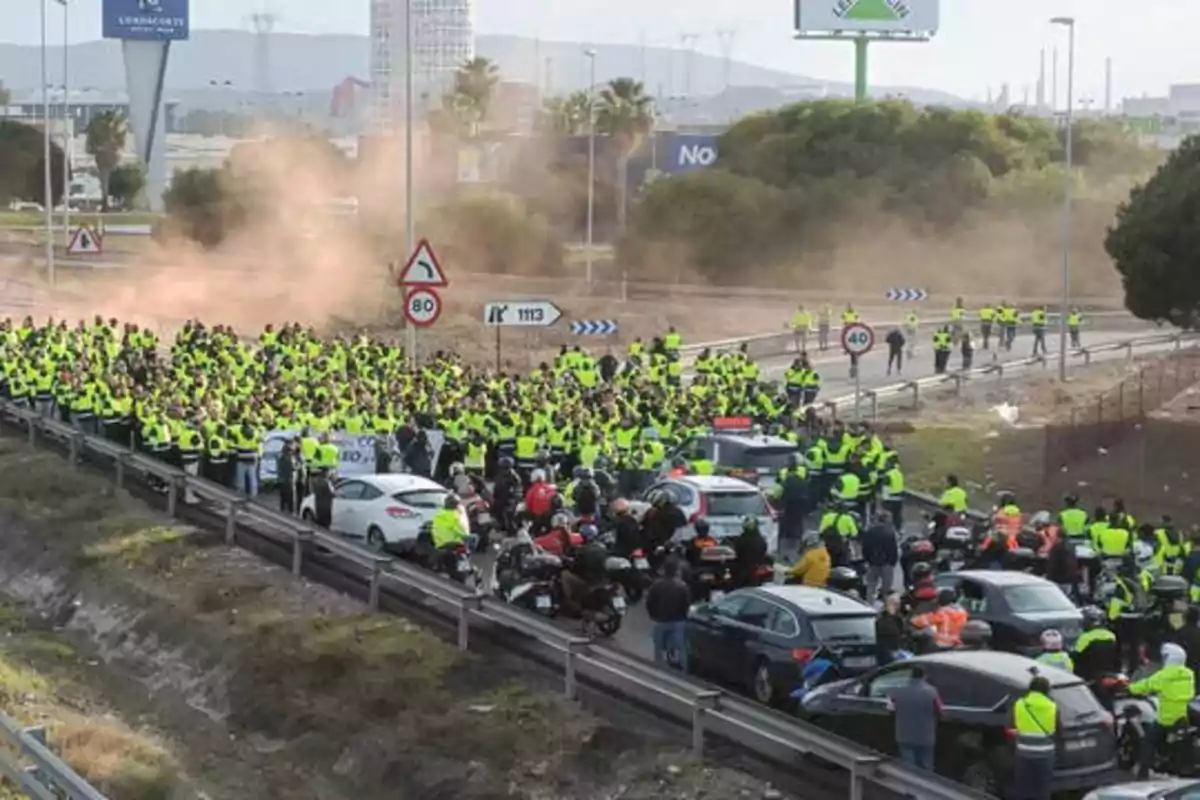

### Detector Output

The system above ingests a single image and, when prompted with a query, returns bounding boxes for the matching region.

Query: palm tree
[594,78,654,230]
[85,110,128,210]
[538,91,590,136]
[450,56,500,134]
[0,82,10,119]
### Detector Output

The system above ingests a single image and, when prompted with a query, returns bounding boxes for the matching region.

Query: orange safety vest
[980,531,1019,552]
[913,607,968,647]
[994,510,1023,538]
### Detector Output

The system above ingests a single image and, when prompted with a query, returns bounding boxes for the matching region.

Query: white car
[300,474,468,553]
[1084,780,1200,799]
[630,475,779,552]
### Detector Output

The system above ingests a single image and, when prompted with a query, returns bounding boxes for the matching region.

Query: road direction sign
[397,238,448,287]
[841,322,875,356]
[885,287,928,301]
[404,288,442,327]
[569,319,618,335]
[66,225,102,256]
[483,300,562,327]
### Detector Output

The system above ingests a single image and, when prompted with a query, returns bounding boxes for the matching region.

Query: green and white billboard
[795,0,940,34]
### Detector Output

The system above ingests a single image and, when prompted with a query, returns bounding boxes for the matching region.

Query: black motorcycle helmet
[1080,605,1105,631]
[549,493,566,512]
[910,562,934,583]
[498,456,514,470]
[936,587,957,607]
[828,566,860,594]
[741,515,760,534]
[961,620,993,649]
[694,518,711,537]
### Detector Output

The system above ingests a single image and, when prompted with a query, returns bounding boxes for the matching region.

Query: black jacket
[861,522,900,567]
[612,514,643,558]
[875,612,906,662]
[646,577,692,623]
[886,330,905,352]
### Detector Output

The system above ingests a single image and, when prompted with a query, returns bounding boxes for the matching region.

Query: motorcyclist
[524,469,558,535]
[904,562,939,613]
[1072,605,1119,684]
[430,494,470,573]
[534,512,577,556]
[1058,494,1089,540]
[960,620,994,650]
[571,467,601,520]
[609,498,644,559]
[448,461,474,498]
[1035,629,1074,672]
[910,587,967,648]
[732,515,770,588]
[642,491,687,555]
[1130,642,1197,779]
[1153,515,1187,575]
[1107,554,1148,671]
[492,456,523,533]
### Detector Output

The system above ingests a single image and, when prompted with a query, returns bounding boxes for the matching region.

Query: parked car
[685,585,878,706]
[799,650,1118,797]
[934,570,1083,654]
[666,432,800,489]
[299,474,467,553]
[630,475,779,552]
[1084,779,1200,799]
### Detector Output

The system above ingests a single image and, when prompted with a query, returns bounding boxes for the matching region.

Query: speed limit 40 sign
[404,287,442,328]
[841,322,875,356]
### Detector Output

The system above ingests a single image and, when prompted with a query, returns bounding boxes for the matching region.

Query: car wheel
[301,509,315,522]
[959,757,999,795]
[751,659,777,706]
[367,526,386,552]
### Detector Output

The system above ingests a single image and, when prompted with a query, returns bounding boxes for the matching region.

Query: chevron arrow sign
[885,288,929,301]
[569,320,619,335]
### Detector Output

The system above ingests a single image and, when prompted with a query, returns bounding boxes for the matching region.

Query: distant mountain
[0,30,966,108]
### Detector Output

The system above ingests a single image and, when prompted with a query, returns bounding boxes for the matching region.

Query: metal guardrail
[819,331,1199,422]
[0,402,994,800]
[0,712,109,800]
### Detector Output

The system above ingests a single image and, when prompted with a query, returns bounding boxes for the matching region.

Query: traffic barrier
[0,402,995,800]
[823,331,1198,423]
[0,711,109,800]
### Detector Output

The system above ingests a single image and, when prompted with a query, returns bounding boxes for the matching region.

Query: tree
[435,57,500,137]
[595,78,654,230]
[107,163,146,211]
[420,189,564,277]
[161,166,248,248]
[85,110,128,210]
[0,119,64,208]
[538,92,590,136]
[1105,135,1200,328]
[0,82,10,118]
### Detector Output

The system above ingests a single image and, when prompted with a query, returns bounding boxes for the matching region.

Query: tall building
[370,0,475,134]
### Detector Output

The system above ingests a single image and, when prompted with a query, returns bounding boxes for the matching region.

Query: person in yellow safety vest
[999,300,1019,352]
[784,359,808,400]
[1153,516,1188,575]
[233,420,262,498]
[832,471,860,511]
[464,436,488,475]
[993,492,1023,539]
[1030,304,1048,357]
[514,427,540,471]
[430,494,470,570]
[1058,494,1089,539]
[1131,643,1197,779]
[1035,629,1074,672]
[931,327,953,374]
[903,310,919,359]
[819,505,859,538]
[628,337,645,361]
[1097,514,1132,557]
[949,297,966,341]
[1067,307,1083,349]
[938,475,968,514]
[1011,675,1059,800]
[880,460,905,529]
[663,326,682,355]
[791,305,813,353]
[315,433,340,477]
[817,304,833,351]
[1107,556,1146,669]
[978,304,995,350]
[840,304,860,326]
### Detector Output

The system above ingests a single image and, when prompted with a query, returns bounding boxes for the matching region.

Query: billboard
[103,0,190,41]
[664,134,719,175]
[795,0,939,35]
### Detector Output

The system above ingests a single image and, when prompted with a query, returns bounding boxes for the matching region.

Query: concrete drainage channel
[0,402,996,800]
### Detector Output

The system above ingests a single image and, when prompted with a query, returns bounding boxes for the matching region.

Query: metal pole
[853,37,869,102]
[60,0,71,241]
[854,367,862,421]
[41,0,55,286]
[585,50,597,285]
[403,0,416,361]
[1052,17,1076,381]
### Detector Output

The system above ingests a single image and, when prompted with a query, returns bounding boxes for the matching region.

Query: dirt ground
[0,436,789,800]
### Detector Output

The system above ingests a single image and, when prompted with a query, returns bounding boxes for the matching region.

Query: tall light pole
[57,0,72,240]
[40,0,55,286]
[584,48,597,285]
[1051,16,1075,381]
[403,0,416,359]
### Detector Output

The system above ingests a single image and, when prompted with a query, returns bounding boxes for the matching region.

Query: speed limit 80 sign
[404,287,442,328]
[841,321,875,356]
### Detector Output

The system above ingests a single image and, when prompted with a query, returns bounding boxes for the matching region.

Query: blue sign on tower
[103,0,190,41]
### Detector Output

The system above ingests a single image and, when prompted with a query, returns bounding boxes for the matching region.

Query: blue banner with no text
[103,0,190,41]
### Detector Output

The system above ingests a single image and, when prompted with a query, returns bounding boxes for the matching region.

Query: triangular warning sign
[66,225,103,256]
[397,238,448,287]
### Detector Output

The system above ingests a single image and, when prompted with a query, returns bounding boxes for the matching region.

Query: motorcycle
[687,543,737,603]
[935,526,974,572]
[439,541,482,588]
[490,529,562,617]
[578,581,626,639]
[1110,676,1200,776]
[465,496,495,551]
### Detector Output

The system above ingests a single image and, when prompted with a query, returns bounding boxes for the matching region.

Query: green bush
[0,120,65,208]
[419,190,565,276]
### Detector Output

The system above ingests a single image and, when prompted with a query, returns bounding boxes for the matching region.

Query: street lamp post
[40,0,55,286]
[403,0,416,359]
[1051,16,1075,381]
[584,48,597,285]
[57,0,72,240]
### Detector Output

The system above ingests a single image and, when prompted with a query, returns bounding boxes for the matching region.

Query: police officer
[931,326,952,374]
[949,297,966,342]
[1072,606,1120,684]
[1030,304,1048,357]
[938,475,968,515]
[978,303,995,350]
[1067,307,1083,348]
[1058,494,1088,540]
[1035,629,1074,671]
[1130,643,1197,779]
[430,494,470,572]
[1012,674,1059,800]
[790,304,812,353]
[773,454,809,545]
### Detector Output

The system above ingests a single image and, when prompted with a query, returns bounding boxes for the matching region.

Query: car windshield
[810,615,876,643]
[1003,584,1076,613]
[393,489,447,508]
[734,446,800,471]
[706,491,768,517]
[1048,683,1106,726]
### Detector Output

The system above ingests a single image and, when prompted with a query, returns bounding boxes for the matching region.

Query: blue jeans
[234,460,260,498]
[899,743,935,770]
[652,621,688,672]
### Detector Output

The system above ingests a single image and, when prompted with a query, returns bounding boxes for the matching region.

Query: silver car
[631,475,779,552]
[1084,779,1200,799]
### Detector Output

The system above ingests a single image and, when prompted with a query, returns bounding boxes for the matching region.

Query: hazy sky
[6,0,1199,101]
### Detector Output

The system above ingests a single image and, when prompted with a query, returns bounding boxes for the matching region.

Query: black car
[685,585,877,706]
[934,570,1083,655]
[799,650,1118,797]
[669,433,800,488]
